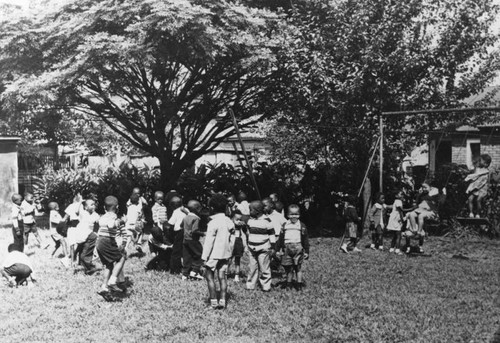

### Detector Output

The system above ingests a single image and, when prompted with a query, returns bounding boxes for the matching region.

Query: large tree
[264,0,500,192]
[0,0,282,189]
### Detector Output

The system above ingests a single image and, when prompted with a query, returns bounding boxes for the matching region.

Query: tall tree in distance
[1,0,283,189]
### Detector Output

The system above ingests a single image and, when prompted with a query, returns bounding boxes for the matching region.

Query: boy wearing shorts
[202,194,235,309]
[181,200,204,281]
[11,194,24,252]
[276,204,309,291]
[2,244,36,287]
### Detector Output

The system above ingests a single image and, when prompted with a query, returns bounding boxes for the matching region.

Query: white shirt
[168,207,187,232]
[65,202,82,221]
[50,210,63,234]
[267,210,287,236]
[236,201,250,216]
[21,200,36,224]
[3,251,33,271]
[126,203,143,229]
[74,211,100,244]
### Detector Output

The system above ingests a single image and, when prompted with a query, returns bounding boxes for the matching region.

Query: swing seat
[456,217,490,226]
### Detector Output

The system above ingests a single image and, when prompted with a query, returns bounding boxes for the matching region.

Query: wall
[0,138,19,225]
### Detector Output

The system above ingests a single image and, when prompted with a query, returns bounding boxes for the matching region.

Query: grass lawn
[1,228,499,343]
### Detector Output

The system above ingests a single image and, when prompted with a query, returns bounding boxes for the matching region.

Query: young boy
[11,194,24,252]
[245,200,275,292]
[2,244,36,287]
[125,193,145,255]
[368,192,387,250]
[181,200,204,281]
[48,202,70,267]
[276,204,309,291]
[202,194,235,309]
[20,193,45,248]
[466,153,492,218]
[151,191,168,229]
[74,199,100,275]
[341,196,361,253]
[167,196,187,275]
[231,209,247,282]
[96,196,127,299]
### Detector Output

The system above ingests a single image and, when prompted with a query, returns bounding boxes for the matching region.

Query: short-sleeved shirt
[21,200,36,224]
[283,220,302,244]
[3,251,33,271]
[74,211,100,244]
[182,213,201,241]
[11,204,22,222]
[65,202,82,221]
[151,203,168,225]
[247,216,275,252]
[236,201,250,216]
[50,210,63,235]
[168,207,187,232]
[267,210,287,237]
[126,203,143,229]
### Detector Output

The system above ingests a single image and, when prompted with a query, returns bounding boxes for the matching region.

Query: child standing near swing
[368,192,387,250]
[340,196,361,253]
[387,191,404,255]
[466,154,492,218]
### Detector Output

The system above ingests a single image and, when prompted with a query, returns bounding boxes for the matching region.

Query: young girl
[387,191,404,255]
[96,196,127,299]
[230,209,247,282]
[341,196,361,253]
[368,192,387,250]
[202,194,235,309]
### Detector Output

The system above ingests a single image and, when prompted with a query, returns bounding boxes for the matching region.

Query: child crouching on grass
[2,244,37,287]
[276,204,309,291]
[96,196,127,300]
[341,196,361,253]
[201,194,235,309]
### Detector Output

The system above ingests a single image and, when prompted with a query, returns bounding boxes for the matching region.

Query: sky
[0,0,30,8]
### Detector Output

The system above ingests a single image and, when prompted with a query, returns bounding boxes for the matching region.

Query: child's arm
[301,224,310,259]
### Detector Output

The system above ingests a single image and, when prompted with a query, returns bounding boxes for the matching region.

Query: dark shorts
[56,222,68,237]
[4,263,32,283]
[233,237,244,258]
[370,224,384,235]
[24,223,37,234]
[281,243,304,267]
[96,236,124,268]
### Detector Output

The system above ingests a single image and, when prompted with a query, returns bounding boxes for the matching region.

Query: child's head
[287,204,300,223]
[249,200,264,218]
[170,196,183,210]
[11,193,22,205]
[232,209,243,223]
[132,187,141,196]
[48,201,59,211]
[227,194,236,206]
[209,194,228,214]
[24,193,34,204]
[237,191,247,203]
[375,192,385,204]
[84,199,96,213]
[275,201,284,213]
[187,200,202,215]
[7,243,20,253]
[421,181,432,194]
[130,193,140,205]
[270,193,279,203]
[395,191,404,199]
[480,154,492,168]
[154,191,164,204]
[73,194,82,203]
[262,197,275,215]
[104,196,119,212]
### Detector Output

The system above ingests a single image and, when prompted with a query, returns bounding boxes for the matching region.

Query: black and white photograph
[1,0,500,342]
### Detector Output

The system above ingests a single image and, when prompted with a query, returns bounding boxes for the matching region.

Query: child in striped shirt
[245,200,275,292]
[151,191,168,229]
[96,196,127,299]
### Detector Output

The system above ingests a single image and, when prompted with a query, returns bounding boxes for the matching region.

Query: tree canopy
[1,0,283,188]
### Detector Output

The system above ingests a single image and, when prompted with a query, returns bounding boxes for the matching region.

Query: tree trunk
[158,157,193,193]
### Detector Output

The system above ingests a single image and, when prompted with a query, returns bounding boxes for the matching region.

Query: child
[387,192,404,255]
[125,193,145,255]
[64,194,83,229]
[181,200,204,281]
[2,244,36,287]
[245,200,275,292]
[151,191,168,229]
[236,191,250,220]
[96,196,127,299]
[276,204,309,291]
[11,194,24,252]
[167,196,187,275]
[48,202,70,267]
[466,154,492,218]
[340,196,361,253]
[202,194,235,309]
[74,199,100,275]
[231,209,247,282]
[20,193,45,248]
[368,192,387,250]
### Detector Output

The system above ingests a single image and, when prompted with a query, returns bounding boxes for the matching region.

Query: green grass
[1,229,499,343]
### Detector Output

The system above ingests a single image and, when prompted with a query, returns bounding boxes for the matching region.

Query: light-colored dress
[387,199,403,231]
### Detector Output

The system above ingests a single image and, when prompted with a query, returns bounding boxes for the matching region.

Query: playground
[1,228,499,343]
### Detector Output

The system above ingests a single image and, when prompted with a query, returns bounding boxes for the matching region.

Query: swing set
[358,106,500,228]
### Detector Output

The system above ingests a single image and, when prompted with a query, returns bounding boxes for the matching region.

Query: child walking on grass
[96,196,127,300]
[276,204,309,291]
[368,192,387,251]
[341,196,361,253]
[48,202,70,267]
[230,209,247,282]
[201,194,235,309]
[387,191,404,255]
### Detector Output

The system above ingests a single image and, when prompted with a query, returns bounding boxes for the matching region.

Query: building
[0,136,20,224]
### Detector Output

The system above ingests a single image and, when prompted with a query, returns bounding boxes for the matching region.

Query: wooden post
[229,108,262,200]
[379,114,383,192]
